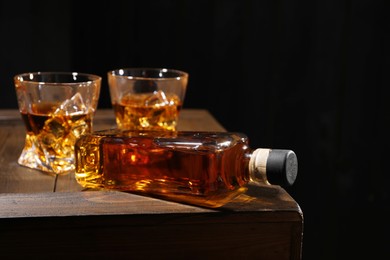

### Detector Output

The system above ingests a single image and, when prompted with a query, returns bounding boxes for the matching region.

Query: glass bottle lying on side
[75,130,298,208]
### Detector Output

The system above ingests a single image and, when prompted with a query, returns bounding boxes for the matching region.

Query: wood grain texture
[0,184,302,218]
[0,109,302,260]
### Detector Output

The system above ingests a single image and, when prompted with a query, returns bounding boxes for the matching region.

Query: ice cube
[54,92,88,115]
[42,116,68,140]
[144,90,169,107]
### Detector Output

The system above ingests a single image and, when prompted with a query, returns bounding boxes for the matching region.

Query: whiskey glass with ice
[14,72,101,174]
[107,68,188,131]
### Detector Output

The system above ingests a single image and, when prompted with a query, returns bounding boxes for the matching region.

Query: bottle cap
[266,149,298,186]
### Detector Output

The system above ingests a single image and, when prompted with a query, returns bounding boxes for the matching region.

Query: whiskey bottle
[75,129,298,208]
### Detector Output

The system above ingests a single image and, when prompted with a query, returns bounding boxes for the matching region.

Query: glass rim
[108,67,189,80]
[14,71,102,85]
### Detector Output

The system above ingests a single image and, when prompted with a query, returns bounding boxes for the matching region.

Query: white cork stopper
[249,148,271,185]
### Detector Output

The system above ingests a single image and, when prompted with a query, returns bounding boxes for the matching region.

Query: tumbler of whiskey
[14,72,101,174]
[75,129,298,208]
[107,68,188,131]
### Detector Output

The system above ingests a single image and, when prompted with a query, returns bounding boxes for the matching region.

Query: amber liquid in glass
[19,102,93,173]
[113,92,182,131]
[75,131,250,207]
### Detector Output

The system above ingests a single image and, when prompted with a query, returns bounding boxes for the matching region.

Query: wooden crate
[0,109,303,259]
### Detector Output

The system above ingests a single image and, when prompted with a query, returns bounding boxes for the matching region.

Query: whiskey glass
[14,72,101,174]
[107,68,188,131]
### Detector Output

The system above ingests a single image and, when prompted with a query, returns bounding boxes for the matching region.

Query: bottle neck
[248,148,271,185]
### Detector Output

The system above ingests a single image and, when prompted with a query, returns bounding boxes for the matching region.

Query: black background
[1,1,389,259]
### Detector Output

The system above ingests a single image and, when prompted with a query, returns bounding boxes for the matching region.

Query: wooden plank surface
[0,183,302,218]
[0,108,303,260]
[0,108,301,216]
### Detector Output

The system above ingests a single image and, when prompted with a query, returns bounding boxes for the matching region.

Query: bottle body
[75,130,298,207]
[75,130,256,207]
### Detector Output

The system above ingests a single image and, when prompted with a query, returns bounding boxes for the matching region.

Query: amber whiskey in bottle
[75,130,298,208]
